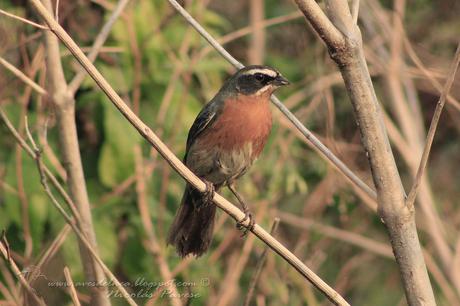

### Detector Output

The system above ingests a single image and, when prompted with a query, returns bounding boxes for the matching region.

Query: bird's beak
[272,74,290,86]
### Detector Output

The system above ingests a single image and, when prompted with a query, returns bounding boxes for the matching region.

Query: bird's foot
[236,210,255,237]
[201,180,215,206]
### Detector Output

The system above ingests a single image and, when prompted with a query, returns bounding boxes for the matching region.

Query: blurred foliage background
[1,0,460,305]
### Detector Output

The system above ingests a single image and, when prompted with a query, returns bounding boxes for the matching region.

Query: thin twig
[406,41,460,207]
[23,118,138,306]
[248,0,265,64]
[0,8,49,30]
[63,267,82,306]
[278,211,393,258]
[244,218,280,306]
[13,48,44,261]
[216,201,269,306]
[198,11,302,60]
[134,147,182,306]
[0,56,47,95]
[0,237,47,306]
[166,0,376,202]
[351,0,360,24]
[68,0,130,94]
[33,225,71,281]
[0,109,82,224]
[27,1,350,304]
[54,0,60,22]
[0,109,137,306]
[403,36,460,111]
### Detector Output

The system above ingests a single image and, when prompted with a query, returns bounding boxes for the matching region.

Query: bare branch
[63,267,81,306]
[406,42,460,207]
[24,116,137,306]
[0,8,48,30]
[198,11,303,60]
[295,0,437,304]
[0,109,82,223]
[27,0,350,304]
[0,56,47,95]
[0,109,138,306]
[351,0,360,24]
[41,0,112,304]
[293,0,345,47]
[68,0,130,94]
[359,0,456,290]
[244,218,280,306]
[0,235,47,306]
[278,211,393,258]
[248,0,265,64]
[403,36,460,111]
[134,147,182,306]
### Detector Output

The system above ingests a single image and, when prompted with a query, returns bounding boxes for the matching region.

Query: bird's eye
[254,73,265,81]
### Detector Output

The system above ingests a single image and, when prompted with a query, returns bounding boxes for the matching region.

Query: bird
[167,65,289,257]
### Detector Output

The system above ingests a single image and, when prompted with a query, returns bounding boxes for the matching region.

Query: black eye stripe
[236,70,278,94]
[254,73,274,83]
[255,73,264,80]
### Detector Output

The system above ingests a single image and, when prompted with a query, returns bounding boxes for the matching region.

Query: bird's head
[227,65,290,97]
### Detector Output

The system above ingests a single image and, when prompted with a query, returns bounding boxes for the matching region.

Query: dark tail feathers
[167,184,217,257]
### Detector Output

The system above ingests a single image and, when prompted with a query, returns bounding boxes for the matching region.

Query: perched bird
[167,65,289,257]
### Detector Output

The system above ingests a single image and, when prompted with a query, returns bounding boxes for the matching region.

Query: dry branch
[244,218,280,306]
[134,147,182,306]
[0,109,137,306]
[0,8,48,30]
[294,0,436,305]
[0,235,47,306]
[406,42,460,207]
[27,0,349,304]
[359,0,455,289]
[63,267,82,306]
[0,56,47,95]
[41,0,110,304]
[68,0,130,94]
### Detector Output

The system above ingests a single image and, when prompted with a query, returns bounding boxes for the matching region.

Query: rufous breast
[199,93,273,159]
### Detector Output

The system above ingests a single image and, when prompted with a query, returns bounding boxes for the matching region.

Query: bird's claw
[236,211,255,237]
[201,180,215,206]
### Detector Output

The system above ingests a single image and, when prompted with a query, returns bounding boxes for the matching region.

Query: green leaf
[98,102,141,187]
[94,215,117,267]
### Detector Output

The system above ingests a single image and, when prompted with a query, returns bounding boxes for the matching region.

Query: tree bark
[42,0,110,305]
[295,0,436,305]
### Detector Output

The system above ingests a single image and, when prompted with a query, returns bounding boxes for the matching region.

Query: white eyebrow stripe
[242,68,278,77]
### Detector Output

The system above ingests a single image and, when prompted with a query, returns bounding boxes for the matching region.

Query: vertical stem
[42,0,110,304]
[248,0,265,64]
[339,39,435,306]
[318,1,436,304]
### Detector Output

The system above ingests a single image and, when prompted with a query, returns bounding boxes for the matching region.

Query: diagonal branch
[243,218,280,306]
[0,235,46,306]
[63,267,82,306]
[406,42,460,207]
[68,0,130,94]
[27,0,349,304]
[0,109,137,306]
[292,0,345,47]
[0,55,47,96]
[0,8,48,30]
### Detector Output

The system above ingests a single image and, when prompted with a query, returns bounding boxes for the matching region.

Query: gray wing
[184,99,222,162]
